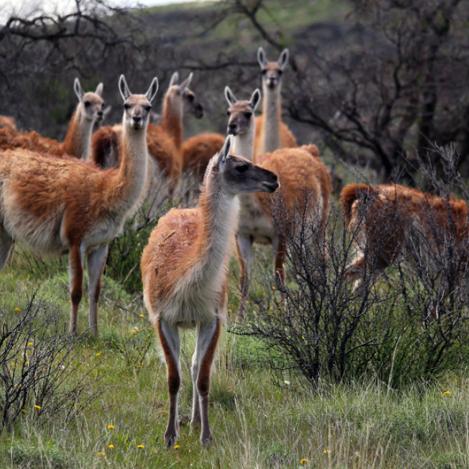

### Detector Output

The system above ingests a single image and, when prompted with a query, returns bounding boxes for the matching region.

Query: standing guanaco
[0,79,104,159]
[225,86,331,318]
[0,75,158,336]
[141,136,278,447]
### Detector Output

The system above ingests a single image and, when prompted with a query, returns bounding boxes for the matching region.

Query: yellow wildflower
[137,444,145,449]
[323,448,331,454]
[106,423,115,430]
[174,443,180,449]
[34,404,42,411]
[108,443,115,449]
[96,451,105,457]
[14,307,21,314]
[96,352,102,357]
[441,390,452,397]
[139,313,145,319]
[299,458,309,465]
[131,326,140,335]
[26,341,33,347]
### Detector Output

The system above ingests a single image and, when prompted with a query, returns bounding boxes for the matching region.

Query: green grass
[0,245,468,468]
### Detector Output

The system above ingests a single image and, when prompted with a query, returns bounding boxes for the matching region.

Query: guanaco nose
[228,122,237,134]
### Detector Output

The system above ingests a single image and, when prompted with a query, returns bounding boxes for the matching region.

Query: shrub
[0,298,92,431]
[234,169,469,388]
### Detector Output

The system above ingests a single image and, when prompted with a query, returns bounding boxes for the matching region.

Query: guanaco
[254,47,297,158]
[0,75,158,336]
[141,136,278,447]
[341,183,469,291]
[0,79,104,159]
[225,86,331,318]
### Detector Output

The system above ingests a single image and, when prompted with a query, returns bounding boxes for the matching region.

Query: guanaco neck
[233,118,256,161]
[160,92,183,149]
[62,106,94,159]
[193,165,240,281]
[113,120,149,215]
[260,83,281,154]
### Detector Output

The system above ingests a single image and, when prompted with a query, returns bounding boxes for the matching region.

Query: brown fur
[182,132,225,176]
[0,116,17,131]
[90,126,119,168]
[256,145,331,233]
[0,93,103,159]
[141,192,232,308]
[340,183,374,224]
[341,183,469,282]
[0,149,138,242]
[0,127,68,156]
[147,123,182,187]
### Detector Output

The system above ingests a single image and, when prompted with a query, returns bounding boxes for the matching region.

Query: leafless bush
[0,298,92,431]
[234,179,468,387]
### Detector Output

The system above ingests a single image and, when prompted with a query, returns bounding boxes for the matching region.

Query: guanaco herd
[0,47,467,447]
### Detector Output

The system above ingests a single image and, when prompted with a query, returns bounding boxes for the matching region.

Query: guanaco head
[73,78,105,123]
[214,136,278,195]
[118,75,159,130]
[224,87,261,136]
[95,105,112,126]
[168,72,204,119]
[257,47,289,91]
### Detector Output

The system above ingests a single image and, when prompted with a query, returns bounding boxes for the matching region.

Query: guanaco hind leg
[0,223,14,269]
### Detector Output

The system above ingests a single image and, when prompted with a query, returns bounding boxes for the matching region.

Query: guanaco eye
[186,94,194,102]
[261,69,267,75]
[144,105,152,112]
[124,103,131,110]
[84,101,91,108]
[236,164,249,173]
[226,110,231,116]
[277,70,283,76]
[244,111,252,119]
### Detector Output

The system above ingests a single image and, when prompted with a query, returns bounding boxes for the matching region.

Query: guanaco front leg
[87,244,109,336]
[194,318,220,446]
[157,318,181,448]
[68,244,84,335]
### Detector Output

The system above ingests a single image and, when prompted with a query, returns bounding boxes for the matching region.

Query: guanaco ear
[118,75,131,101]
[257,47,268,68]
[145,77,159,103]
[102,105,112,118]
[249,89,261,112]
[74,78,84,101]
[180,72,193,91]
[224,86,237,106]
[278,48,289,70]
[218,135,232,165]
[95,82,104,97]
[169,71,179,87]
